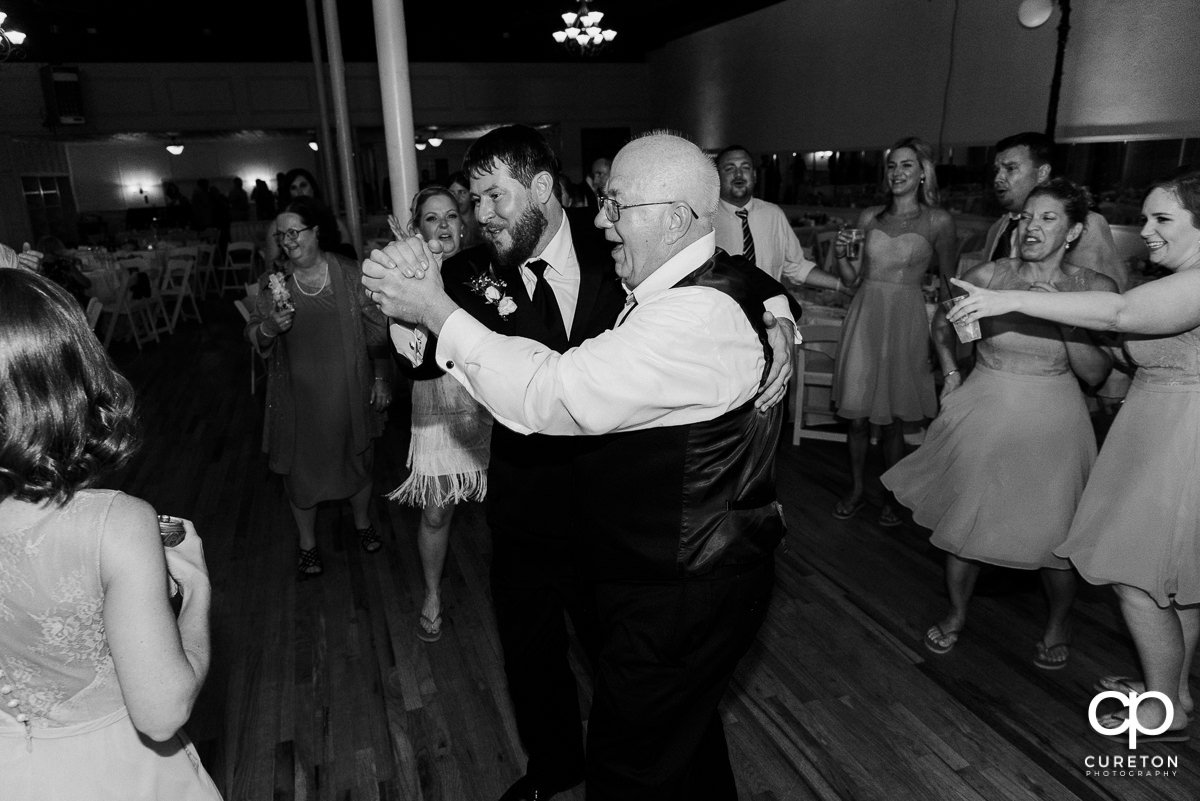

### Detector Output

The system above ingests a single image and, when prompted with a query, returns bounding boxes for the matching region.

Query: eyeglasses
[597,195,699,223]
[273,225,314,244]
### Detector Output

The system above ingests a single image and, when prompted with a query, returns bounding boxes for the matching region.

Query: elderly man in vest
[365,131,789,800]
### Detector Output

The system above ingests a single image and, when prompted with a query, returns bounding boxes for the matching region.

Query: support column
[371,0,420,226]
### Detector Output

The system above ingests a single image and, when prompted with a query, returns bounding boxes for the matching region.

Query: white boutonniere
[468,272,516,320]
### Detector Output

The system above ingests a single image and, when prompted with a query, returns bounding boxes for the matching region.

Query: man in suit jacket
[378,125,796,801]
[367,131,793,801]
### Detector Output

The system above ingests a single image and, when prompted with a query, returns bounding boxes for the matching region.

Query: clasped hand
[361,237,454,329]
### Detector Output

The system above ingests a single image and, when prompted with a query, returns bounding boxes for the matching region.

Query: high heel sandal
[298,547,323,577]
[357,525,382,553]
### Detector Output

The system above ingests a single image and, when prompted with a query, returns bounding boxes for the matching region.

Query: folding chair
[161,250,203,328]
[791,324,848,447]
[220,241,257,295]
[234,297,267,394]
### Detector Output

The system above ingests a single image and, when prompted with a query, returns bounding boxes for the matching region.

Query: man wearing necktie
[713,144,849,295]
[366,131,799,801]
[982,131,1127,289]
[372,126,796,801]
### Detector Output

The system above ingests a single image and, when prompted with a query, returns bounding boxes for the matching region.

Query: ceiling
[4,0,786,64]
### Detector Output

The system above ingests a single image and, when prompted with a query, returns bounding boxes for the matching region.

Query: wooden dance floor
[102,299,1199,800]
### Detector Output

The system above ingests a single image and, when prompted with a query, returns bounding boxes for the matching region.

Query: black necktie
[992,216,1020,260]
[736,208,756,265]
[527,259,567,347]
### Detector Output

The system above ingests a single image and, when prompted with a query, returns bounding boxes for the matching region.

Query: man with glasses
[366,131,794,800]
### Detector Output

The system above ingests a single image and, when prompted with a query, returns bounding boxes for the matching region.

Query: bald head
[600,132,719,288]
[617,133,719,227]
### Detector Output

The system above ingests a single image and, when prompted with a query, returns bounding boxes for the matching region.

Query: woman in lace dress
[386,186,491,642]
[0,268,220,799]
[883,179,1116,665]
[831,137,958,527]
[947,172,1200,740]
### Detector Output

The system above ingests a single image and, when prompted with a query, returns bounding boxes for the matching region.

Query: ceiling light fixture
[165,139,184,156]
[415,140,427,151]
[0,10,28,62]
[551,0,616,56]
[308,139,319,152]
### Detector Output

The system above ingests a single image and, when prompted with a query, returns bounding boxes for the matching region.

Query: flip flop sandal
[924,623,961,655]
[1034,640,1071,670]
[832,497,866,520]
[418,612,443,643]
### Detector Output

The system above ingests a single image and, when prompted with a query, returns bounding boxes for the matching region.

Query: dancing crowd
[3,121,1200,800]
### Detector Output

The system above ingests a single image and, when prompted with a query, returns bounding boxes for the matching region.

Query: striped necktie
[736,208,756,265]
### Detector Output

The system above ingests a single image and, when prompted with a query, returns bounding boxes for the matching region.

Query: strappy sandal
[357,525,382,553]
[298,547,323,577]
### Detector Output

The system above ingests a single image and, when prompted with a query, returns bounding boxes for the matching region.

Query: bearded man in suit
[375,125,795,801]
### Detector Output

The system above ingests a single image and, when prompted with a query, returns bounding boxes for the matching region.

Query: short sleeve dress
[882,262,1103,569]
[833,208,939,425]
[0,490,222,800]
[1055,323,1200,604]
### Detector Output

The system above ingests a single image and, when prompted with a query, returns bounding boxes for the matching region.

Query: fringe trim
[387,470,487,509]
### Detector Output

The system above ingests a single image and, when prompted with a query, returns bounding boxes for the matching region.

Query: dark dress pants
[491,525,598,790]
[585,557,774,801]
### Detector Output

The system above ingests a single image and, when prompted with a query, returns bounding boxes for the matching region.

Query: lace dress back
[1,490,125,733]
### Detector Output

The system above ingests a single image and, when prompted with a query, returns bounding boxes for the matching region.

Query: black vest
[571,252,785,581]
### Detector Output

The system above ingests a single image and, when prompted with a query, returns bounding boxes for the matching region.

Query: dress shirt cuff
[764,297,801,343]
[434,309,492,374]
[389,322,428,367]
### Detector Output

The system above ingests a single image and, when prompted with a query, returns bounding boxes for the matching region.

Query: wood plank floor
[99,298,1200,801]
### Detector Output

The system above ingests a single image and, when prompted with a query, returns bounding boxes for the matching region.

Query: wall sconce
[308,139,319,152]
[415,140,427,151]
[166,139,184,156]
[0,10,28,62]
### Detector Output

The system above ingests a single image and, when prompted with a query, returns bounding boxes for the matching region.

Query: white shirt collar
[624,231,717,304]
[720,198,755,215]
[523,212,572,275]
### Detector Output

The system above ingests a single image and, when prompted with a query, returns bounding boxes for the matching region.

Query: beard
[485,201,548,267]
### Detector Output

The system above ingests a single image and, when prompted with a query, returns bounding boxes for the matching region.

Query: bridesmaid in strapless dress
[884,179,1117,668]
[831,137,958,528]
[946,172,1200,741]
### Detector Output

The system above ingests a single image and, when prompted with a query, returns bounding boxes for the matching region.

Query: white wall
[648,0,1200,153]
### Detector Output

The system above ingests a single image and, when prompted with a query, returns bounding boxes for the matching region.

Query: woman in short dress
[0,268,220,799]
[831,137,957,526]
[386,186,491,642]
[948,171,1200,740]
[883,178,1116,665]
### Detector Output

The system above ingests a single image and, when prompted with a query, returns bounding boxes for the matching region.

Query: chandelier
[551,1,617,56]
[0,10,28,62]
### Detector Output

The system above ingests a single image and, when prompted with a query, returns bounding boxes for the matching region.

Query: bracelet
[260,323,276,339]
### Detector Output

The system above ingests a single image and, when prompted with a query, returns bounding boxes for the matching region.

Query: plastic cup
[157,515,186,547]
[941,298,981,343]
[845,228,865,259]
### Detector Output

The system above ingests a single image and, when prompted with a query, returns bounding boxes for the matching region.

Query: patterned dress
[0,490,222,800]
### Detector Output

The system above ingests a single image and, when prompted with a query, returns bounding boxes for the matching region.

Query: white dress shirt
[715,198,817,286]
[436,232,771,436]
[517,212,580,338]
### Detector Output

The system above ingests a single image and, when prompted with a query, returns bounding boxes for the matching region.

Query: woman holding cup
[830,136,958,526]
[883,178,1116,662]
[0,268,220,798]
[945,172,1200,736]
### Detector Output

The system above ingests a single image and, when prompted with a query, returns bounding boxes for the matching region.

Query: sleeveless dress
[284,278,372,506]
[882,262,1101,569]
[833,208,938,424]
[0,490,222,800]
[388,374,491,508]
[1056,324,1200,605]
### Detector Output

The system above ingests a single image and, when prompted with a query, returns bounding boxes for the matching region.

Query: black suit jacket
[402,209,627,557]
